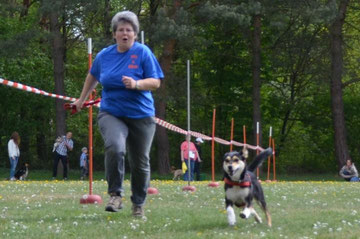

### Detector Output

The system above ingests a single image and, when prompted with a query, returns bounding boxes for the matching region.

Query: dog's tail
[247,147,273,173]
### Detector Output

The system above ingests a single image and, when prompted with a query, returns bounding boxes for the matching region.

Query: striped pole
[0,78,267,153]
[183,60,196,192]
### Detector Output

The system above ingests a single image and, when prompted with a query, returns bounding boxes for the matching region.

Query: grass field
[1,168,360,239]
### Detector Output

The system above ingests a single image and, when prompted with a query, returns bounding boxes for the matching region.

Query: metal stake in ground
[183,60,196,192]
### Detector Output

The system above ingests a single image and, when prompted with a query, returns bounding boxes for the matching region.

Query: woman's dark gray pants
[98,111,156,206]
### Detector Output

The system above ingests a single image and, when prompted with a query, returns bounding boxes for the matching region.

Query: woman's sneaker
[132,204,144,217]
[105,194,123,212]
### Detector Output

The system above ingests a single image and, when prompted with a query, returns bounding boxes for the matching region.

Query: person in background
[180,135,199,181]
[339,159,359,182]
[8,132,20,181]
[52,132,74,180]
[194,137,203,181]
[72,11,163,217]
[80,147,88,180]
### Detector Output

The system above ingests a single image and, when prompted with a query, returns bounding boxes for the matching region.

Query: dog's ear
[242,147,249,159]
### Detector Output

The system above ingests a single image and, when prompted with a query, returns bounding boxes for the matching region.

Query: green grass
[1,176,360,239]
[0,167,343,182]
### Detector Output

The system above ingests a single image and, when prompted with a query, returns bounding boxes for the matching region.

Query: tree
[329,0,350,168]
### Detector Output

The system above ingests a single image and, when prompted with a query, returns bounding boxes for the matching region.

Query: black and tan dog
[14,163,29,180]
[223,147,272,227]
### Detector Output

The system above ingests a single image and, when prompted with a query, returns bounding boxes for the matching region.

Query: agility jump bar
[0,77,264,151]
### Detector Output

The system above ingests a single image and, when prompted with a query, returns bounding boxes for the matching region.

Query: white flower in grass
[329,228,333,232]
[351,210,357,215]
[73,221,78,226]
[336,227,342,231]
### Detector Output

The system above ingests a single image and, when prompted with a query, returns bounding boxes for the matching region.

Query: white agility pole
[140,31,158,194]
[183,60,196,192]
[141,31,145,45]
[187,59,191,185]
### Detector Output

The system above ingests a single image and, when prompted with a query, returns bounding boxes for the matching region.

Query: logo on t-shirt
[128,54,138,69]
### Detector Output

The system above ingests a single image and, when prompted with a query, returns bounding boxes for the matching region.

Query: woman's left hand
[122,76,136,89]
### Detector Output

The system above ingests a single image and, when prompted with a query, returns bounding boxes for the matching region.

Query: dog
[223,147,273,227]
[52,136,63,152]
[171,166,183,180]
[14,163,29,180]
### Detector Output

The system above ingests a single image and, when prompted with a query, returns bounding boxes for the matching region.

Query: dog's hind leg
[250,207,262,224]
[257,200,272,227]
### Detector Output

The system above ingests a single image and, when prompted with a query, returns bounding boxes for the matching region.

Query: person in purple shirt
[73,11,163,217]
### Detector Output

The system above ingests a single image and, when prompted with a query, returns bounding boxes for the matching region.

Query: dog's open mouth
[228,167,239,176]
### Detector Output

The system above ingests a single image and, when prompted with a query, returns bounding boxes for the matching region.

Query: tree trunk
[330,0,350,169]
[49,8,66,137]
[152,0,181,175]
[103,0,112,40]
[155,39,176,175]
[251,14,262,147]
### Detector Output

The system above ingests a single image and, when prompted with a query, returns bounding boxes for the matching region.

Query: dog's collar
[224,177,251,187]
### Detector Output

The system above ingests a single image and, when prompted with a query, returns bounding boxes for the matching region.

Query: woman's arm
[72,73,98,111]
[122,76,161,91]
[352,165,359,177]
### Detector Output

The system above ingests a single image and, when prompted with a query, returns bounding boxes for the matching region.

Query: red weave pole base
[147,187,159,195]
[182,185,196,192]
[80,194,103,204]
[208,181,220,187]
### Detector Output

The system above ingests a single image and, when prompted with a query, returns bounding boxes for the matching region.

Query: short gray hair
[111,11,139,35]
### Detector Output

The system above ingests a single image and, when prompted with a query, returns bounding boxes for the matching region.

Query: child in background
[80,147,88,180]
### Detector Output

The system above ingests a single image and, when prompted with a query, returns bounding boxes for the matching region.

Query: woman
[8,131,20,181]
[73,11,163,217]
[339,159,359,182]
[180,135,200,181]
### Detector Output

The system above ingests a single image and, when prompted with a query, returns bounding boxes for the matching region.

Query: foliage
[0,0,360,173]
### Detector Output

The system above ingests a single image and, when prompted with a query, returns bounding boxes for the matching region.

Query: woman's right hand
[72,99,84,113]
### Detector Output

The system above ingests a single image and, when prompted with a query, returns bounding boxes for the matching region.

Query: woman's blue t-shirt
[90,42,164,118]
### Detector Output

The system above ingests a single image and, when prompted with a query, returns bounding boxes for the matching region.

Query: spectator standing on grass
[52,132,73,180]
[339,159,359,182]
[80,147,88,180]
[72,11,163,217]
[194,137,203,181]
[181,135,200,181]
[8,132,20,181]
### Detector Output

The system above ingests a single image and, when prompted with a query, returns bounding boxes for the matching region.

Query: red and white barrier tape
[0,77,264,151]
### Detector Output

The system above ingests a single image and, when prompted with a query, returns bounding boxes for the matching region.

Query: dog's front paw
[240,207,251,219]
[227,206,236,226]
